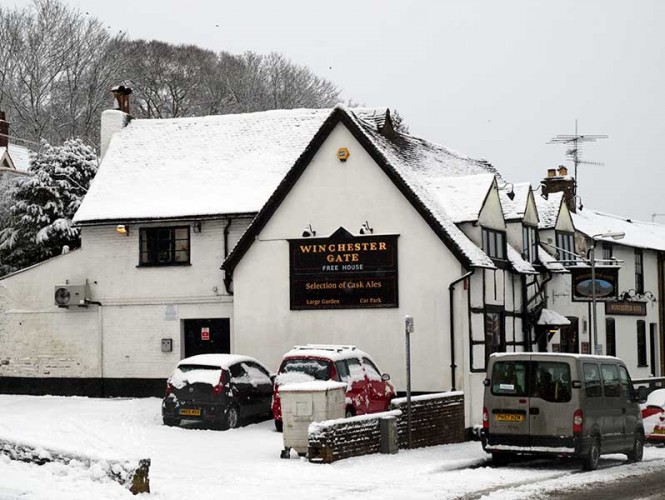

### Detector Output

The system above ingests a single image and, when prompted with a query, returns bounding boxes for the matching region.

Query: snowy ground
[1,396,665,499]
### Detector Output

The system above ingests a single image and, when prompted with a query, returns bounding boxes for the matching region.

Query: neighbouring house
[0,111,31,182]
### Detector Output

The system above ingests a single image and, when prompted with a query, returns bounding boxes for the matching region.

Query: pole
[405,315,413,449]
[590,243,599,355]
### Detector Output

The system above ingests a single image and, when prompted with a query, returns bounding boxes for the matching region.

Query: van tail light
[165,381,174,397]
[482,407,489,430]
[212,370,226,395]
[573,409,583,435]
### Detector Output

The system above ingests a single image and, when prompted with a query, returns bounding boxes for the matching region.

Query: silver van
[481,352,644,470]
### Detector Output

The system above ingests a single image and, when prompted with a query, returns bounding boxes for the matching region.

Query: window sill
[136,262,192,268]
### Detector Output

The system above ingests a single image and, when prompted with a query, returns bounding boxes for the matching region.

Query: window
[635,249,644,293]
[606,318,616,357]
[346,357,365,382]
[335,360,350,382]
[601,363,620,397]
[482,228,506,260]
[522,225,538,263]
[362,357,382,381]
[139,227,190,266]
[484,310,505,366]
[583,363,602,397]
[637,320,647,367]
[618,365,633,401]
[555,231,576,265]
[532,361,572,403]
[602,242,613,264]
[491,360,528,396]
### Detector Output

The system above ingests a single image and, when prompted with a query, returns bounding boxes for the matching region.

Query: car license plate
[654,427,665,435]
[179,408,201,417]
[496,413,524,422]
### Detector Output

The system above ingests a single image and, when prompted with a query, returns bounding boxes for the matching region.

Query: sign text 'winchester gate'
[289,227,398,310]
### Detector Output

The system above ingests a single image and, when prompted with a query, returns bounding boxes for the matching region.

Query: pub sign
[570,266,619,302]
[289,227,398,310]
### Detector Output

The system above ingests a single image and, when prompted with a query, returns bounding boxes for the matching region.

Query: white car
[640,388,665,442]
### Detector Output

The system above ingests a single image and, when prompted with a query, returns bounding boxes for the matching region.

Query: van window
[601,363,620,397]
[618,365,633,400]
[491,360,528,396]
[531,361,571,403]
[583,363,602,397]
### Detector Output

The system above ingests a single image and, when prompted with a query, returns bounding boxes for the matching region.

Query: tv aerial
[548,120,607,198]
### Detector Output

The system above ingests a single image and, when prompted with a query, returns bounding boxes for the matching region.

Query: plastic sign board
[289,227,399,310]
[201,327,210,341]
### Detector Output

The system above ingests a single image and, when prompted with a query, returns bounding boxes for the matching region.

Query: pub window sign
[570,266,620,302]
[289,227,398,310]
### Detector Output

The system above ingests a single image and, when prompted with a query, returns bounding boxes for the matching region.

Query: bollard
[379,416,399,454]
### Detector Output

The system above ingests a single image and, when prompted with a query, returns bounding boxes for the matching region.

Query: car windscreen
[279,358,331,381]
[491,360,572,403]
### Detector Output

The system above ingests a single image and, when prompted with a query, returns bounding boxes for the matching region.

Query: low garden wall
[0,437,150,494]
[308,391,464,463]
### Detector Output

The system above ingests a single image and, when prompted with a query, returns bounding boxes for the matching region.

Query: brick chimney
[0,111,8,149]
[540,165,577,212]
[111,85,132,114]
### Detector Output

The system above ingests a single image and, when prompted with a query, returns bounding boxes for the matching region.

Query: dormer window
[555,230,576,266]
[522,225,538,263]
[482,228,506,260]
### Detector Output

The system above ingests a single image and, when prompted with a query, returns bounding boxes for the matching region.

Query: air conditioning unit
[54,284,89,308]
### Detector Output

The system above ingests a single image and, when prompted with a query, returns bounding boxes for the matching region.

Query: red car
[641,388,665,442]
[271,345,396,431]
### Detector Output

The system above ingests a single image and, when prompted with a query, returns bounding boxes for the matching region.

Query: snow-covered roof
[176,353,260,370]
[426,173,495,223]
[572,209,665,252]
[537,245,566,272]
[537,309,571,326]
[534,192,564,229]
[74,107,388,224]
[0,144,31,173]
[283,345,370,362]
[499,183,532,221]
[507,244,537,274]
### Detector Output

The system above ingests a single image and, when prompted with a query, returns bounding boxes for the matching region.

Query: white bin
[279,381,346,458]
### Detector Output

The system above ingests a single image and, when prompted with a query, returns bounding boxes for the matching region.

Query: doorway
[183,318,230,358]
[559,317,579,353]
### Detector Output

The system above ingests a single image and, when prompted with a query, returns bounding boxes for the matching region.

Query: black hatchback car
[162,354,274,429]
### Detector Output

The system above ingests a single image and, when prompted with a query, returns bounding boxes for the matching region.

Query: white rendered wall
[0,217,250,379]
[233,123,481,400]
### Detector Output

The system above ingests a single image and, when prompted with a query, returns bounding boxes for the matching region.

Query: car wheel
[163,417,180,427]
[221,406,239,430]
[627,432,644,463]
[491,451,514,466]
[274,419,283,432]
[583,436,601,471]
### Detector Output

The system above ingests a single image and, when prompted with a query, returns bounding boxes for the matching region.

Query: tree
[0,0,125,146]
[0,139,97,274]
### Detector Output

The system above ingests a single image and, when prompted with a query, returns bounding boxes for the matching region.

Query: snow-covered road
[1,395,664,499]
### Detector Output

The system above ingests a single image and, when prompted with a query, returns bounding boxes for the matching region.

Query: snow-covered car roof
[282,344,371,362]
[644,388,665,409]
[176,354,265,371]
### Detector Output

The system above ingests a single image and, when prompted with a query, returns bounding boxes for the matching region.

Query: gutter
[448,270,474,391]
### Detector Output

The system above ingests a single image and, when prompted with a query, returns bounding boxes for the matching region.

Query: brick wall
[308,392,464,463]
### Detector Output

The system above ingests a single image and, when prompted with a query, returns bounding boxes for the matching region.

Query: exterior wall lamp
[116,224,129,236]
[302,224,316,237]
[359,221,374,235]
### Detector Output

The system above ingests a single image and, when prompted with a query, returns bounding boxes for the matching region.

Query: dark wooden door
[184,318,230,358]
[559,317,579,353]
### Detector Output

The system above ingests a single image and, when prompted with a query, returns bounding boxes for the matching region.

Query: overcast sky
[10,0,665,222]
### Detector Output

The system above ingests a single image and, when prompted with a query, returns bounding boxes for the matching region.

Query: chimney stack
[111,85,132,114]
[540,165,577,213]
[0,111,8,149]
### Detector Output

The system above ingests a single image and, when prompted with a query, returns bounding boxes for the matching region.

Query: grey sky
[10,0,665,222]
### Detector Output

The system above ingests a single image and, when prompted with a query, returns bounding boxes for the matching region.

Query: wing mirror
[381,373,391,382]
[635,385,648,403]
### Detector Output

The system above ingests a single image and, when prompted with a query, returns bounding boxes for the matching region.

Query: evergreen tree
[0,138,97,274]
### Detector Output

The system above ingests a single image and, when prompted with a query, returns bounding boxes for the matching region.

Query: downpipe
[449,270,474,391]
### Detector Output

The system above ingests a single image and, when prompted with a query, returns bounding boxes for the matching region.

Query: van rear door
[527,355,575,449]
[487,357,531,448]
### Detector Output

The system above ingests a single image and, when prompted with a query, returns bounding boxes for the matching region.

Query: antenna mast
[548,120,608,198]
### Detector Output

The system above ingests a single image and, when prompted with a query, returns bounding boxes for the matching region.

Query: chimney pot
[558,165,568,176]
[111,85,133,115]
[547,168,556,178]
